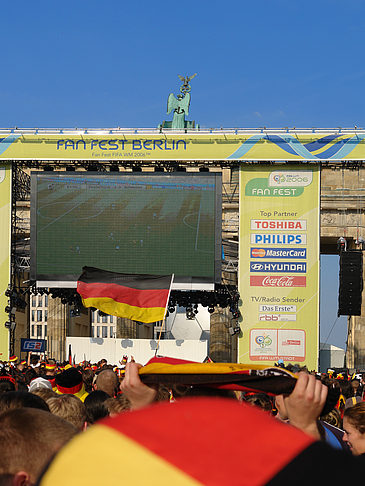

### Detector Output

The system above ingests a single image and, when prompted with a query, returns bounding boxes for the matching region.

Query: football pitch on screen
[36,179,216,279]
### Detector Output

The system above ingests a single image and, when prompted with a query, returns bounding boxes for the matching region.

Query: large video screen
[30,172,222,287]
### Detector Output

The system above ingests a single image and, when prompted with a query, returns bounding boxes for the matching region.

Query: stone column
[116,317,138,338]
[47,297,68,362]
[209,307,233,362]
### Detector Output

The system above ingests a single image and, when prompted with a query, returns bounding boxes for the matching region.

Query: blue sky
[2,0,360,348]
[2,0,365,129]
[320,255,347,350]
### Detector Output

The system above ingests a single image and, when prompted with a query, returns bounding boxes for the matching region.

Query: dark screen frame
[30,171,222,287]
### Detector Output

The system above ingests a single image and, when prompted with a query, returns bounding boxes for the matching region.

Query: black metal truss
[31,284,241,320]
[7,163,31,355]
[13,159,241,171]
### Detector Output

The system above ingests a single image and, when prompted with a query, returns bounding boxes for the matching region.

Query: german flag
[38,397,359,486]
[77,267,173,323]
[137,357,339,415]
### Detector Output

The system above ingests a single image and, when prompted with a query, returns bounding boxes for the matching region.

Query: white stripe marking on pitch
[38,200,85,232]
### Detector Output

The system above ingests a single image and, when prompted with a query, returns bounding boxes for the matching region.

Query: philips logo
[250,234,307,245]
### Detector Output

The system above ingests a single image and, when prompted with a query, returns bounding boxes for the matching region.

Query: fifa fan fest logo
[269,171,312,187]
[273,174,284,184]
[255,334,272,348]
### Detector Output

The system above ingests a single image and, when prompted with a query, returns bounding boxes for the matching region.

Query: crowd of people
[1,355,365,484]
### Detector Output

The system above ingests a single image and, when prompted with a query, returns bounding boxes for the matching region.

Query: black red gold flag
[39,397,332,485]
[137,357,338,415]
[77,267,173,323]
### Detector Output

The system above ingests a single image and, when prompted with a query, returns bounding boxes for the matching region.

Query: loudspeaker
[338,250,363,316]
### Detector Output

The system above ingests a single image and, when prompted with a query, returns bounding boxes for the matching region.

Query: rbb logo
[259,314,279,321]
[23,341,42,351]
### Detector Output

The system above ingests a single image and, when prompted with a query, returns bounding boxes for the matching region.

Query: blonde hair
[105,396,131,416]
[47,394,86,430]
[32,388,58,401]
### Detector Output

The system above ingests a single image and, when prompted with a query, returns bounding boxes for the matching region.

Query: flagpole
[163,274,174,320]
[155,317,166,357]
[155,274,174,356]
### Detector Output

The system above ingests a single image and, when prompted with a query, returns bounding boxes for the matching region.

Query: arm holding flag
[120,362,158,410]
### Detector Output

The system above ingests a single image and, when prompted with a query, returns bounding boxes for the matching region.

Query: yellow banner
[238,164,320,370]
[0,132,364,160]
[0,163,11,360]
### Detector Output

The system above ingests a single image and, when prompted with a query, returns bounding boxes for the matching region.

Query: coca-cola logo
[263,276,294,287]
[250,275,306,287]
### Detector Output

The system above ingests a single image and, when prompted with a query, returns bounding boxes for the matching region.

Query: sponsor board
[268,171,313,187]
[250,234,306,245]
[250,328,305,361]
[250,262,307,273]
[259,305,297,312]
[250,219,307,230]
[20,338,46,353]
[239,165,319,369]
[250,275,306,287]
[258,313,297,321]
[250,248,307,259]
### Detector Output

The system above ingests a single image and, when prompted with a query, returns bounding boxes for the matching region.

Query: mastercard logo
[251,248,266,257]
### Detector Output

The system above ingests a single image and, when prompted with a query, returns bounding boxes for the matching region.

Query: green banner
[0,164,11,360]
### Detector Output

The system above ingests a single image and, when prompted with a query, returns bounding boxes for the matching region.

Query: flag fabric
[77,267,173,323]
[38,397,356,486]
[138,357,338,415]
[139,357,298,394]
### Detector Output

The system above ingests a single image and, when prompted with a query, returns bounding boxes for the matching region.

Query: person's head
[16,362,25,373]
[274,394,289,421]
[0,391,49,416]
[104,396,131,417]
[28,377,53,394]
[81,368,94,393]
[0,376,16,394]
[55,368,87,401]
[343,402,365,455]
[243,393,273,412]
[0,408,77,485]
[43,362,56,377]
[321,407,342,428]
[338,379,353,399]
[47,394,87,431]
[84,390,110,424]
[94,369,118,397]
[24,368,38,386]
[31,388,58,402]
